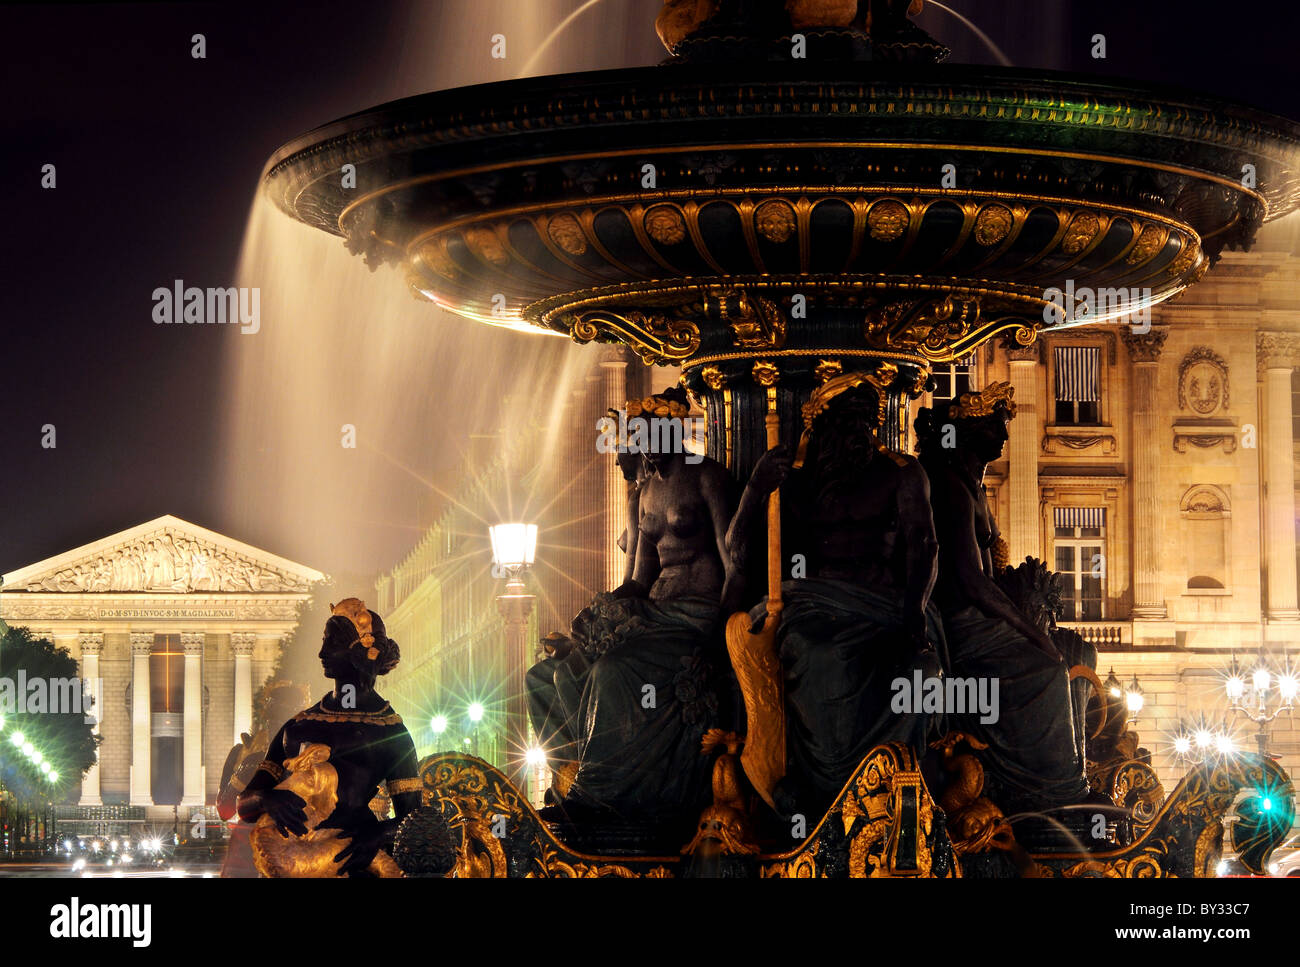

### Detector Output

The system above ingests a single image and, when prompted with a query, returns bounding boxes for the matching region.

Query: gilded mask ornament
[417,239,459,280]
[754,200,796,243]
[867,200,909,241]
[463,226,510,266]
[973,205,1012,246]
[547,213,588,255]
[645,206,687,245]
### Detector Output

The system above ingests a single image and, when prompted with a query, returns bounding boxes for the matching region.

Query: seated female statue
[236,598,424,876]
[914,384,1088,811]
[729,372,944,817]
[527,387,736,822]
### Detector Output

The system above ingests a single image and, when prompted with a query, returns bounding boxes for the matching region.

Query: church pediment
[1,515,325,595]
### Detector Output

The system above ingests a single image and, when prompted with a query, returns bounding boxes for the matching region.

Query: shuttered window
[1054,346,1101,424]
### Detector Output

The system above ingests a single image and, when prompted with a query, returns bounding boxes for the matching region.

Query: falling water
[219,0,660,582]
[925,1,1014,67]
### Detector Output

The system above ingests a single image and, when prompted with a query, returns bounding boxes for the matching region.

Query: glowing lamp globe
[1252,667,1271,693]
[490,523,538,573]
[1124,677,1144,715]
[1279,673,1298,702]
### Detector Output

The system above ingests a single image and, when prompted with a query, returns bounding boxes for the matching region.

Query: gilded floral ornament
[1125,222,1166,265]
[751,360,780,386]
[1061,212,1101,255]
[700,365,728,390]
[813,359,843,384]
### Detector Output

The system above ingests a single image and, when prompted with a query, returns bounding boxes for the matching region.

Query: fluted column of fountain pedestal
[600,350,630,592]
[1005,342,1042,564]
[1124,329,1170,620]
[1258,332,1300,621]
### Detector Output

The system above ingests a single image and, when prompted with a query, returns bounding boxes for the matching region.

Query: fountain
[260,1,1300,877]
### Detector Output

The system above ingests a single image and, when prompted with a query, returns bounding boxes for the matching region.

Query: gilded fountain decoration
[261,1,1300,878]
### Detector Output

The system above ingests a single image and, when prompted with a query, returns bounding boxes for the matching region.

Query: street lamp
[490,521,538,795]
[1124,675,1145,719]
[1224,650,1296,756]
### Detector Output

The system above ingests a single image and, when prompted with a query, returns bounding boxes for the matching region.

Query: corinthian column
[1005,340,1041,562]
[1125,329,1169,619]
[77,633,104,806]
[231,632,256,745]
[1258,332,1300,620]
[180,633,205,805]
[129,632,153,805]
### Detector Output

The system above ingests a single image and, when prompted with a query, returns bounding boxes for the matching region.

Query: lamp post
[489,523,538,795]
[1224,651,1296,756]
[1103,668,1145,725]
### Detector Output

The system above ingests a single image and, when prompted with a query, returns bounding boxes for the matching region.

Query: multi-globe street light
[1224,651,1296,756]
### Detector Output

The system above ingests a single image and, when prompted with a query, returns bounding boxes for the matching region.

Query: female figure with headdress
[914,384,1088,810]
[236,598,423,876]
[528,387,735,824]
[728,371,943,816]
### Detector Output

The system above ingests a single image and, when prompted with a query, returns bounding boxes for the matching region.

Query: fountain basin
[264,61,1299,365]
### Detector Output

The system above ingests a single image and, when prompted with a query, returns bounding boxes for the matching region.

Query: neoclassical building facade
[956,216,1300,792]
[0,515,324,817]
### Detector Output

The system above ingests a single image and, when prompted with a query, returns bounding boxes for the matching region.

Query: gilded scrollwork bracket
[564,309,702,365]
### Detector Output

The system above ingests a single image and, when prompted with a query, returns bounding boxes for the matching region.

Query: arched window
[1180,486,1230,590]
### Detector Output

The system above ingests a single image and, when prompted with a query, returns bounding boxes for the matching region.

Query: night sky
[3,0,1297,583]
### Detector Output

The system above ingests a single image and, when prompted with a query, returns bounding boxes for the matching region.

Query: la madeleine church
[0,515,324,817]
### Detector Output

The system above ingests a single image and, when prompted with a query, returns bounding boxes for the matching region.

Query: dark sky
[2,0,1297,581]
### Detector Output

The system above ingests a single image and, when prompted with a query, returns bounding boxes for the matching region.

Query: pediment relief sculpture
[23,529,310,594]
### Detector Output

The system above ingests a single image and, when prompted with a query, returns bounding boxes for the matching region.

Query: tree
[0,626,99,806]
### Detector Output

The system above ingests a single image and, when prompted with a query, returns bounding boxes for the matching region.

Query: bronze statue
[216,680,311,877]
[727,373,943,816]
[527,387,736,823]
[915,384,1089,811]
[236,598,424,876]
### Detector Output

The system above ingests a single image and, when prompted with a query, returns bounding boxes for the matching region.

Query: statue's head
[915,381,1016,465]
[794,370,888,469]
[624,386,694,474]
[258,679,312,731]
[320,597,400,688]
